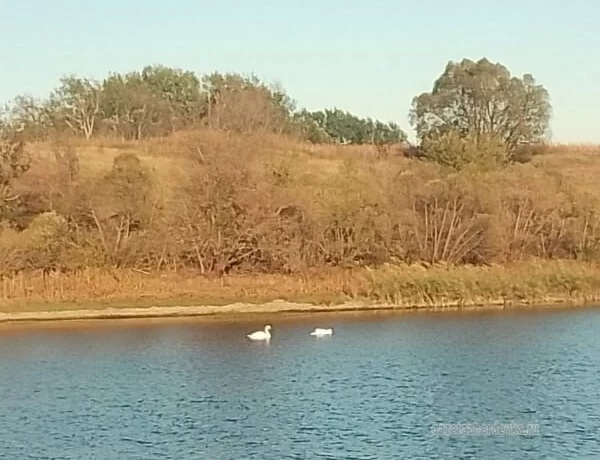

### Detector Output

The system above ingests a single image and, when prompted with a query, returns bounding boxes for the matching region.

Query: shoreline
[1,297,598,326]
[3,260,600,326]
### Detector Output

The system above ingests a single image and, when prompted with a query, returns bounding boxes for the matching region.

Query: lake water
[1,308,600,459]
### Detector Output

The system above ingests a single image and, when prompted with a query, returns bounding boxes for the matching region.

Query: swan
[310,327,333,337]
[247,324,272,341]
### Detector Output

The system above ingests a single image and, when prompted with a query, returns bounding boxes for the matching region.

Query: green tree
[101,71,170,140]
[292,110,332,143]
[50,75,102,139]
[369,119,406,146]
[297,109,406,145]
[140,65,205,129]
[322,108,365,144]
[91,152,154,258]
[4,95,55,140]
[419,130,510,170]
[101,66,205,139]
[105,152,153,219]
[410,58,551,151]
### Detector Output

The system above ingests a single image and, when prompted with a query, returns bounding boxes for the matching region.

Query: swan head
[265,324,272,332]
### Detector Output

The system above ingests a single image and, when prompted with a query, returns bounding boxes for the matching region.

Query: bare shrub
[397,171,492,264]
[3,130,600,278]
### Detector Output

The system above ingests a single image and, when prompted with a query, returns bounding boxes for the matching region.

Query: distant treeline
[0,66,406,145]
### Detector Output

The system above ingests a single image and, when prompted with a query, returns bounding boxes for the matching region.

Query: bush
[2,130,600,275]
[419,131,510,170]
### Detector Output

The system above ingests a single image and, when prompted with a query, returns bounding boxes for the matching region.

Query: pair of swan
[246,325,333,341]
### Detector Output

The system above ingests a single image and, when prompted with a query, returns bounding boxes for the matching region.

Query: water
[1,308,600,459]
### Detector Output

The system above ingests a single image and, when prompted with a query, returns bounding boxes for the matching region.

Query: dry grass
[367,260,600,307]
[0,268,364,312]
[530,143,600,197]
[2,260,600,313]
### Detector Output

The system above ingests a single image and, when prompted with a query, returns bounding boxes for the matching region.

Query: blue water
[1,308,600,459]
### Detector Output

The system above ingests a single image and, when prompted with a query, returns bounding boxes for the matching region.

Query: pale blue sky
[1,0,598,142]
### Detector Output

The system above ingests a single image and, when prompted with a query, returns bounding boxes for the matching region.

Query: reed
[2,260,600,313]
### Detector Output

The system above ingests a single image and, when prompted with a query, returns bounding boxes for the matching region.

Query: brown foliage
[2,131,600,277]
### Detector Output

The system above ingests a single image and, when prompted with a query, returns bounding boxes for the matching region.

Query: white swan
[247,324,272,341]
[310,327,333,337]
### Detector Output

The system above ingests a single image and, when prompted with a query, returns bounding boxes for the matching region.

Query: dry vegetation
[1,130,600,311]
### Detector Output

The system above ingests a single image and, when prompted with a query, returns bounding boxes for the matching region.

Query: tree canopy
[201,72,296,134]
[410,58,552,150]
[1,66,405,146]
[1,58,552,155]
[294,108,406,145]
[50,75,102,139]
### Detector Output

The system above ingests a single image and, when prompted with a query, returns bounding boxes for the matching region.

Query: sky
[1,0,599,143]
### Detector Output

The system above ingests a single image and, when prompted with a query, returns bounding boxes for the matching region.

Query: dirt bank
[1,297,597,326]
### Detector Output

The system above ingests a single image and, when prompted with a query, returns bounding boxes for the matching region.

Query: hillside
[1,131,600,310]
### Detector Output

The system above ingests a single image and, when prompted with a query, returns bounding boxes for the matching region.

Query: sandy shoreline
[0,297,597,326]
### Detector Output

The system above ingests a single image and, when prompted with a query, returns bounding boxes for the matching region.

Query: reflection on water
[1,309,600,459]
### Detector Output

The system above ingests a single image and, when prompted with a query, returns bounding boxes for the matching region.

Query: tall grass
[367,260,600,308]
[2,261,600,312]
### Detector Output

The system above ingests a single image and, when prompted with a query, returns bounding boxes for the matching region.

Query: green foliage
[1,65,405,144]
[24,211,69,254]
[4,95,55,140]
[420,130,510,170]
[141,65,204,120]
[6,211,71,271]
[101,71,171,140]
[103,152,154,220]
[50,76,102,139]
[410,58,551,151]
[295,108,406,145]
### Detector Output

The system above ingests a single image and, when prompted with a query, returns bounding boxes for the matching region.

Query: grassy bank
[1,261,600,321]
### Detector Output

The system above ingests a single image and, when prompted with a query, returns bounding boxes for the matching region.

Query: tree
[0,126,30,218]
[409,58,551,151]
[88,152,154,258]
[296,108,406,145]
[292,110,331,143]
[140,65,205,130]
[101,72,170,140]
[369,119,406,146]
[202,72,295,134]
[4,95,55,140]
[51,76,102,139]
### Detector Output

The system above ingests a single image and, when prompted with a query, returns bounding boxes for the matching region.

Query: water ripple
[1,309,600,458]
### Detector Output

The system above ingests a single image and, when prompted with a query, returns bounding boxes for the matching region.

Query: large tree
[410,58,551,150]
[50,76,102,139]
